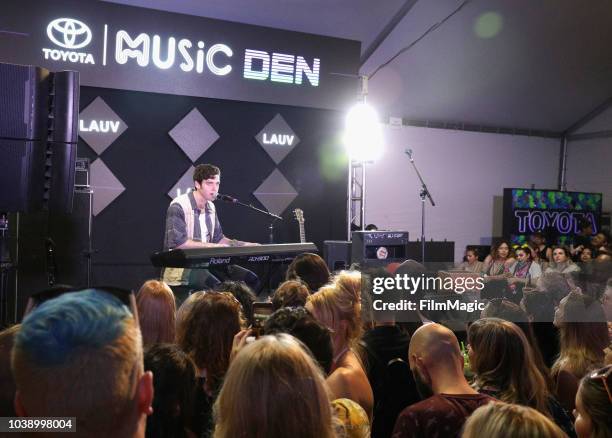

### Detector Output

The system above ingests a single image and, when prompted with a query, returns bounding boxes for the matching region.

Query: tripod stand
[0,213,15,327]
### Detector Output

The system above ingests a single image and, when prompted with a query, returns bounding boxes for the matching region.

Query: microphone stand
[405,150,435,263]
[217,196,283,243]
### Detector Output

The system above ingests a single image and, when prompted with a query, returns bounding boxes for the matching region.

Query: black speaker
[406,241,456,263]
[323,240,351,272]
[0,63,79,214]
[0,63,51,212]
[0,139,47,212]
[50,71,80,144]
[46,142,78,213]
[351,231,410,265]
[0,63,50,141]
[46,71,80,214]
[47,188,91,287]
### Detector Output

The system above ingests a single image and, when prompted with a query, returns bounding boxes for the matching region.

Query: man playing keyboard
[162,164,259,292]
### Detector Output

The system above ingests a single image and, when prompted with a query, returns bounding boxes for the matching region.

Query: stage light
[344,102,383,162]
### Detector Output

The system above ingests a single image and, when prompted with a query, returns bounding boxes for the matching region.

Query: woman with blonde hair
[136,280,177,347]
[468,318,575,436]
[306,271,374,420]
[213,334,337,438]
[552,291,609,413]
[462,403,568,438]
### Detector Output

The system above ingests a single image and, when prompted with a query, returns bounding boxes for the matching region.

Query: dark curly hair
[263,306,333,375]
[193,164,220,184]
[215,281,256,327]
[177,292,244,393]
[271,280,310,310]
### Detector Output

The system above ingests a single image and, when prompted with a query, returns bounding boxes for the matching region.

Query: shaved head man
[392,323,495,438]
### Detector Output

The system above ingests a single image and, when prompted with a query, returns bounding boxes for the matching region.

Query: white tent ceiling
[104,0,612,134]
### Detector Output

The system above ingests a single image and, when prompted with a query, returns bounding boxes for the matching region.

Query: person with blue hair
[11,289,154,437]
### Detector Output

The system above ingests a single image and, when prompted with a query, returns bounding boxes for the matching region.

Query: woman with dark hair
[263,306,333,374]
[552,291,608,413]
[546,246,581,274]
[480,299,552,390]
[591,232,610,254]
[177,292,245,437]
[458,247,484,273]
[144,344,197,438]
[286,252,331,293]
[468,318,576,436]
[271,280,310,310]
[574,365,612,438]
[529,231,553,264]
[509,244,542,284]
[214,280,256,327]
[521,289,560,368]
[580,247,595,263]
[482,240,515,277]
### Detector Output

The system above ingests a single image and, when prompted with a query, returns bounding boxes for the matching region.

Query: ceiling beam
[563,95,612,136]
[398,119,562,139]
[360,0,419,67]
[567,130,612,141]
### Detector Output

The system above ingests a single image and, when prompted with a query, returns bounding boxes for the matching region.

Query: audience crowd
[1,229,612,438]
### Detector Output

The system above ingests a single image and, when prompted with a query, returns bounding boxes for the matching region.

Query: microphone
[216,194,238,203]
[404,148,413,158]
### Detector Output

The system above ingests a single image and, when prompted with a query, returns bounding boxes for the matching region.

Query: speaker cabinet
[351,231,410,266]
[323,240,351,272]
[47,188,91,287]
[0,139,47,212]
[0,63,49,141]
[0,63,79,213]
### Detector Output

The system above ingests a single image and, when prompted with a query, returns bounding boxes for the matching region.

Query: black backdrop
[12,85,348,315]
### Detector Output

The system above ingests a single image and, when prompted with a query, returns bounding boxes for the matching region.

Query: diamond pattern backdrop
[255,114,300,164]
[169,108,220,162]
[79,96,127,155]
[90,158,126,216]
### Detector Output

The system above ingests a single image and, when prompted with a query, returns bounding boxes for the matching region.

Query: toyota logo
[47,18,92,50]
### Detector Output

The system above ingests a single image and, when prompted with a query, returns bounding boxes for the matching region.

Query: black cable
[368,0,471,80]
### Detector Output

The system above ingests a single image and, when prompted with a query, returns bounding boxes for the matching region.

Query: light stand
[345,75,382,240]
[405,149,435,263]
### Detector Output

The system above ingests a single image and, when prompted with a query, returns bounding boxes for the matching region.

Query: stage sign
[502,188,602,245]
[0,0,360,110]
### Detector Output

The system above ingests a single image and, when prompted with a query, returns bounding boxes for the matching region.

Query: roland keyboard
[150,243,318,268]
